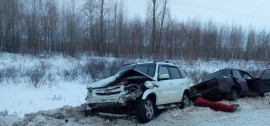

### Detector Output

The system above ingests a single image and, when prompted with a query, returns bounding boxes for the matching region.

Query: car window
[168,67,181,79]
[232,70,243,79]
[134,64,156,77]
[179,67,187,78]
[135,66,148,75]
[242,73,252,79]
[202,69,227,82]
[115,63,156,77]
[261,69,270,79]
[115,65,134,75]
[148,66,156,77]
[159,66,169,76]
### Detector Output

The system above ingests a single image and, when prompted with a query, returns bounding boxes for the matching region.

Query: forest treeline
[0,0,270,61]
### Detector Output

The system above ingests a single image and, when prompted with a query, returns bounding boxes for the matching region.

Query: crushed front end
[85,68,154,117]
[86,84,143,110]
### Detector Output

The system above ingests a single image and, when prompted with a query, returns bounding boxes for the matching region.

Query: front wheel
[180,93,190,109]
[85,104,94,117]
[136,98,155,123]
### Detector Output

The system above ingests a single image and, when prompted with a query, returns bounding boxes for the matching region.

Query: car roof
[123,61,176,67]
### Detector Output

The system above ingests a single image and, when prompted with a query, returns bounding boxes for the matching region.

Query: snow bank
[1,52,270,125]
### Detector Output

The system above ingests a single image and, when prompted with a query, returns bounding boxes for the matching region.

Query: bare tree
[97,0,108,56]
[229,26,243,59]
[35,0,58,52]
[1,0,270,62]
[0,0,3,51]
[1,0,23,52]
[158,0,169,55]
[147,0,160,54]
[131,17,144,57]
[64,0,83,56]
[47,0,58,52]
[246,29,255,60]
[26,0,41,54]
[111,0,126,57]
[83,0,97,52]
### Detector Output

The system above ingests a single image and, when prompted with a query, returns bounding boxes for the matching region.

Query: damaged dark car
[190,68,270,101]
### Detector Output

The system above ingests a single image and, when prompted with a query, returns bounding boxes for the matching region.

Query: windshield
[261,69,270,79]
[115,63,156,77]
[202,69,228,82]
[115,65,135,75]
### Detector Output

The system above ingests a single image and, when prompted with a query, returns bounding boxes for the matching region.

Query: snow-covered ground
[0,83,86,118]
[1,95,270,126]
[1,53,270,125]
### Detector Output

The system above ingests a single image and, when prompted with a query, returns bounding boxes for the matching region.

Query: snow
[1,95,270,126]
[0,83,86,118]
[1,52,270,125]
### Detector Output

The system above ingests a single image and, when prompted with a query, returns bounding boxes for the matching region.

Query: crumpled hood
[86,76,117,89]
[86,69,154,89]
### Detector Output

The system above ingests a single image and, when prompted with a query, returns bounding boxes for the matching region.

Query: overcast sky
[125,0,270,31]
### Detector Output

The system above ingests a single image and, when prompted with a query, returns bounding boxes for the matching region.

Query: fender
[141,88,156,100]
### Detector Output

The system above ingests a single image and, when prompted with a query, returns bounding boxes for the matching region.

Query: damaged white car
[85,61,191,123]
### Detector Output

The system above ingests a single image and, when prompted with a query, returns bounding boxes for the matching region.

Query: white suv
[85,61,190,123]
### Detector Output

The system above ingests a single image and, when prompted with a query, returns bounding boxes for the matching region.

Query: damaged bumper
[96,112,129,119]
[86,84,142,109]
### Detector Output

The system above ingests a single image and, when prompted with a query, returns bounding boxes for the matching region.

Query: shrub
[27,68,46,87]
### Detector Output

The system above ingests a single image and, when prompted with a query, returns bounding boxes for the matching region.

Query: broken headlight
[116,80,128,86]
[88,87,93,92]
[124,84,138,93]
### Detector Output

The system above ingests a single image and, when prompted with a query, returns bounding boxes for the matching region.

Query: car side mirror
[159,74,170,80]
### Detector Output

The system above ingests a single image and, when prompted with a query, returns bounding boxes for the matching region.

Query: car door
[257,69,270,93]
[232,70,249,92]
[155,65,176,105]
[168,66,187,102]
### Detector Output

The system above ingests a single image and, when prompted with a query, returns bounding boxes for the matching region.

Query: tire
[230,88,240,101]
[136,98,155,123]
[180,93,190,109]
[85,105,94,117]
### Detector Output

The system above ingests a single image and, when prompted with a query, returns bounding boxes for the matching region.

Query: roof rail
[166,61,176,64]
[153,61,176,64]
[123,63,135,66]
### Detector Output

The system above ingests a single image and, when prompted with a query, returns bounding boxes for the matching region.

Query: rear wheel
[230,89,240,101]
[136,98,155,123]
[180,93,190,109]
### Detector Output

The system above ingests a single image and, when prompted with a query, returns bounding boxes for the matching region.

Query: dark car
[190,68,270,101]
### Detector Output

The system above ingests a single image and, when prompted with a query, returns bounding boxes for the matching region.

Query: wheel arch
[183,89,190,96]
[231,85,240,92]
[181,89,190,100]
[141,91,156,105]
[229,85,241,100]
